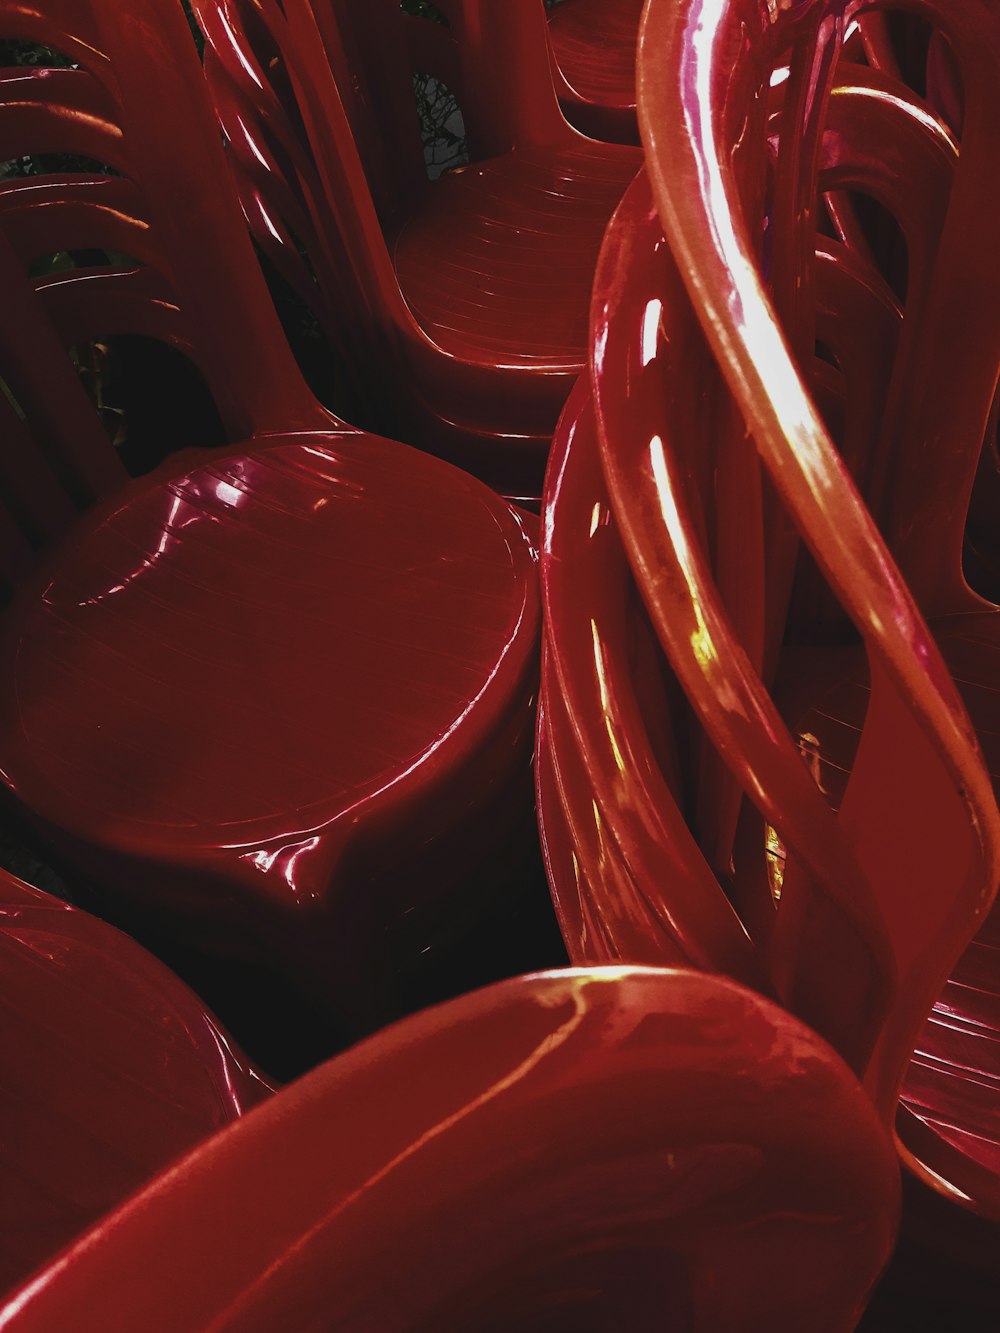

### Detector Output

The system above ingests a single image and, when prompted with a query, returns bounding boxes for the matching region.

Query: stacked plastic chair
[0,0,540,1034]
[189,0,642,497]
[540,0,1000,1235]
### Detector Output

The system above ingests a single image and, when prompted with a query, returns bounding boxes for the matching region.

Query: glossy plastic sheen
[539,375,762,986]
[189,0,641,497]
[0,967,899,1332]
[625,0,1000,1214]
[0,0,539,1023]
[547,0,643,144]
[0,867,268,1295]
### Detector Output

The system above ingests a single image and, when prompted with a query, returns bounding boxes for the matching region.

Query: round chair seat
[0,430,539,990]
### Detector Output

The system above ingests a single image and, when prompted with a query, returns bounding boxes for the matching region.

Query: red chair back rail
[0,968,899,1332]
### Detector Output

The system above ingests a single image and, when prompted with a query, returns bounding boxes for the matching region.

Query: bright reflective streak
[238,115,271,170]
[685,1,829,493]
[215,480,244,507]
[831,82,958,149]
[641,298,662,366]
[219,9,264,89]
[257,200,283,244]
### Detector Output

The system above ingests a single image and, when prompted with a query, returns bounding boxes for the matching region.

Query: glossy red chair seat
[0,434,537,1008]
[0,0,539,1027]
[190,0,641,498]
[394,141,636,365]
[547,0,644,144]
[0,966,899,1331]
[0,867,268,1296]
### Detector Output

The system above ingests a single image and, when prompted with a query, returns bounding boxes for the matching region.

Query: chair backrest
[0,0,325,592]
[638,0,1000,618]
[313,0,567,200]
[0,967,900,1332]
[188,0,571,395]
[540,372,767,989]
[621,0,1000,1120]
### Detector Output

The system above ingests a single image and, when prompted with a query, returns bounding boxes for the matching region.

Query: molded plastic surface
[0,967,899,1332]
[0,868,267,1296]
[547,0,643,144]
[533,23,1000,1219]
[190,0,641,496]
[0,0,540,1023]
[607,0,1000,1216]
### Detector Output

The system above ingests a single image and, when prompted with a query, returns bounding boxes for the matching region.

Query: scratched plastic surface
[0,967,898,1332]
[0,867,269,1297]
[189,0,641,497]
[0,0,539,1024]
[547,0,643,143]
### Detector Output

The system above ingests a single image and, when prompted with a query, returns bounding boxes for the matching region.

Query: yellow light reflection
[591,619,627,774]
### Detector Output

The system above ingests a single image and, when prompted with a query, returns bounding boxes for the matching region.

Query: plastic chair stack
[189,0,642,497]
[1,0,998,1326]
[539,0,1000,1238]
[0,0,540,1036]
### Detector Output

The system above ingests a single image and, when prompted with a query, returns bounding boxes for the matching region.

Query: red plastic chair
[0,0,539,1030]
[0,966,899,1331]
[545,0,1000,1220]
[546,0,644,144]
[0,866,269,1296]
[539,374,764,984]
[189,0,642,498]
[555,155,1000,1229]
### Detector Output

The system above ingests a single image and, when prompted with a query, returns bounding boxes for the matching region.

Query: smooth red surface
[533,9,1000,1219]
[539,375,762,985]
[0,966,899,1332]
[0,867,268,1297]
[0,0,539,1023]
[595,0,1000,1218]
[547,0,643,144]
[190,0,641,497]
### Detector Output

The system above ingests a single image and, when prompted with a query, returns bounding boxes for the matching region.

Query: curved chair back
[0,0,327,592]
[0,967,899,1332]
[639,0,1000,618]
[187,0,575,389]
[614,0,1000,1130]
